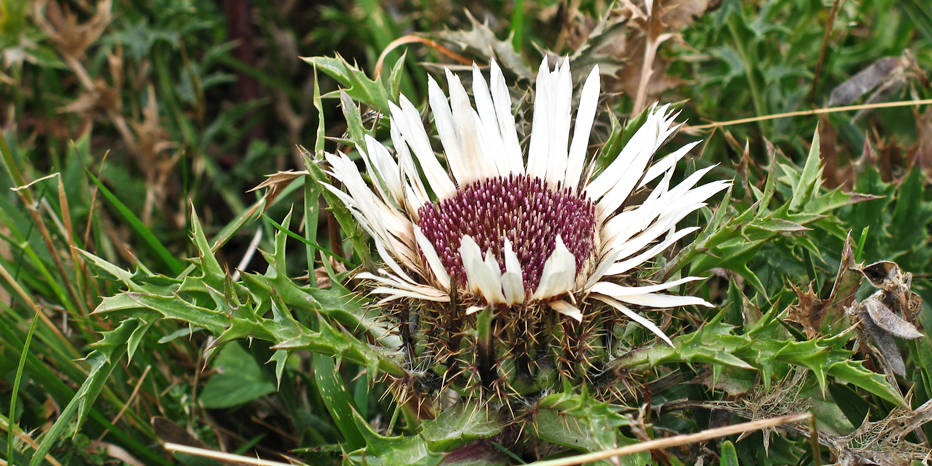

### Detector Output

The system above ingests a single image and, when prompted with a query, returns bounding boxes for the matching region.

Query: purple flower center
[417,174,596,296]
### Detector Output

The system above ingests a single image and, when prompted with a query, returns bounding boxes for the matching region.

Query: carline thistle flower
[323,57,730,399]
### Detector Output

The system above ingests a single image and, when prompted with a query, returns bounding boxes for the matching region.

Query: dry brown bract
[34,0,112,60]
[663,368,932,465]
[784,235,924,378]
[785,234,860,338]
[848,261,923,377]
[829,398,932,466]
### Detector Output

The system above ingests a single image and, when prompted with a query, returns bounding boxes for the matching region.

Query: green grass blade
[8,310,40,463]
[86,171,185,275]
[28,320,138,466]
[261,213,351,266]
[901,0,932,44]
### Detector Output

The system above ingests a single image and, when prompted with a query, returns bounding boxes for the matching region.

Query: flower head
[323,57,729,348]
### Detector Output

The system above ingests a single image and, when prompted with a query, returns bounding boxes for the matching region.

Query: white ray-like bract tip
[502,239,525,305]
[489,59,524,175]
[447,68,499,182]
[549,299,583,322]
[532,235,578,300]
[593,295,673,345]
[604,227,698,277]
[472,63,510,176]
[591,276,704,298]
[640,141,701,189]
[358,272,450,303]
[428,74,470,187]
[361,135,402,204]
[390,97,456,200]
[565,64,600,191]
[585,104,676,210]
[615,292,712,308]
[458,235,483,295]
[459,235,506,305]
[544,58,572,186]
[526,57,552,179]
[388,122,427,216]
[322,152,414,261]
[466,305,486,315]
[595,136,680,217]
[482,251,507,303]
[413,226,450,289]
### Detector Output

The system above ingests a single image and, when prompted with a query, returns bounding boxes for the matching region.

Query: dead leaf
[859,261,901,289]
[819,116,856,189]
[862,297,922,340]
[850,260,924,377]
[861,306,907,376]
[130,86,179,224]
[661,0,719,31]
[34,0,113,60]
[914,107,932,178]
[247,170,309,214]
[428,10,533,81]
[60,79,120,115]
[569,0,716,107]
[785,283,827,339]
[565,8,630,83]
[832,398,932,465]
[851,72,906,123]
[314,257,348,289]
[828,57,902,107]
[786,235,859,338]
[826,234,861,312]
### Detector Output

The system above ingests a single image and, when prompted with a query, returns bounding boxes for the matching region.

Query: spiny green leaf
[775,339,832,390]
[273,317,406,378]
[420,403,504,452]
[340,89,370,146]
[826,356,906,407]
[614,309,905,406]
[189,210,225,288]
[533,391,646,466]
[303,54,393,114]
[268,349,289,389]
[126,311,159,362]
[789,128,822,211]
[346,411,441,466]
[84,220,407,378]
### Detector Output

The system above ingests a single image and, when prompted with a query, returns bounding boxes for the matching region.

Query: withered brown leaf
[784,283,827,339]
[828,57,903,107]
[851,260,924,377]
[247,170,309,215]
[862,297,922,340]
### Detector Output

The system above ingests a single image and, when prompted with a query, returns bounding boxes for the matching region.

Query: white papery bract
[323,57,729,345]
